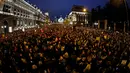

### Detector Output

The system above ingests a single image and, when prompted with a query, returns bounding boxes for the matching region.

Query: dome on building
[58,16,64,23]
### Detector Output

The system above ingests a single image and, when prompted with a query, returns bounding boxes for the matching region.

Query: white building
[68,5,89,26]
[0,0,45,33]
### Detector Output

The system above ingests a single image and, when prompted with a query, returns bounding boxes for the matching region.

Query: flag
[96,37,100,41]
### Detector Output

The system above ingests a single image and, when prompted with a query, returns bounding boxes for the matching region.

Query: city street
[0,24,130,73]
[0,0,130,73]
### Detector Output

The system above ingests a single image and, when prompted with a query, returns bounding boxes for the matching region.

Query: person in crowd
[0,24,130,73]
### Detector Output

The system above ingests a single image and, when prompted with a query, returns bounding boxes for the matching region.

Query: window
[14,12,16,15]
[3,4,11,13]
[14,9,16,11]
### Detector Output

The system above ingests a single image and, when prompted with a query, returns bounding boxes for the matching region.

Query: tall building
[68,5,89,26]
[0,0,45,33]
[44,12,51,24]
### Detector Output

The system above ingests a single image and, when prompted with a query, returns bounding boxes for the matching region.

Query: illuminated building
[0,0,45,33]
[44,12,51,24]
[68,5,89,26]
[58,16,64,23]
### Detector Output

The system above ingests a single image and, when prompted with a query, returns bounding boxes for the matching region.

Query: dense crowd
[0,25,130,73]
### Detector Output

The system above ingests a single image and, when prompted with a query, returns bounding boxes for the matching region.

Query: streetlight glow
[4,26,6,28]
[1,26,3,28]
[83,8,87,12]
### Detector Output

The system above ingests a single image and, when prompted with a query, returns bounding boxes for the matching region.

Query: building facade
[68,5,89,26]
[0,0,45,33]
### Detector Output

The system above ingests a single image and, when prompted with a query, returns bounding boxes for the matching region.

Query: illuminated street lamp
[83,8,87,12]
[4,25,6,28]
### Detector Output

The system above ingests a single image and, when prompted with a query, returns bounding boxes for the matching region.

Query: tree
[91,1,129,31]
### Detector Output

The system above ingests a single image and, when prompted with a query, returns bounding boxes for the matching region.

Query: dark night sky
[26,0,130,20]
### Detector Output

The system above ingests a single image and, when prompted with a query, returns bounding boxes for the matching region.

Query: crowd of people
[0,24,130,73]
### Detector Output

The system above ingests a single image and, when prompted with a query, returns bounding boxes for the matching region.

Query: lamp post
[83,8,87,26]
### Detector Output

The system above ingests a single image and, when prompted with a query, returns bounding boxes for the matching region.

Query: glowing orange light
[83,8,87,12]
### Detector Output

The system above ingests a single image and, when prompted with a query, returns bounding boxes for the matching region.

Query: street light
[83,8,87,12]
[4,25,6,28]
[1,26,3,28]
